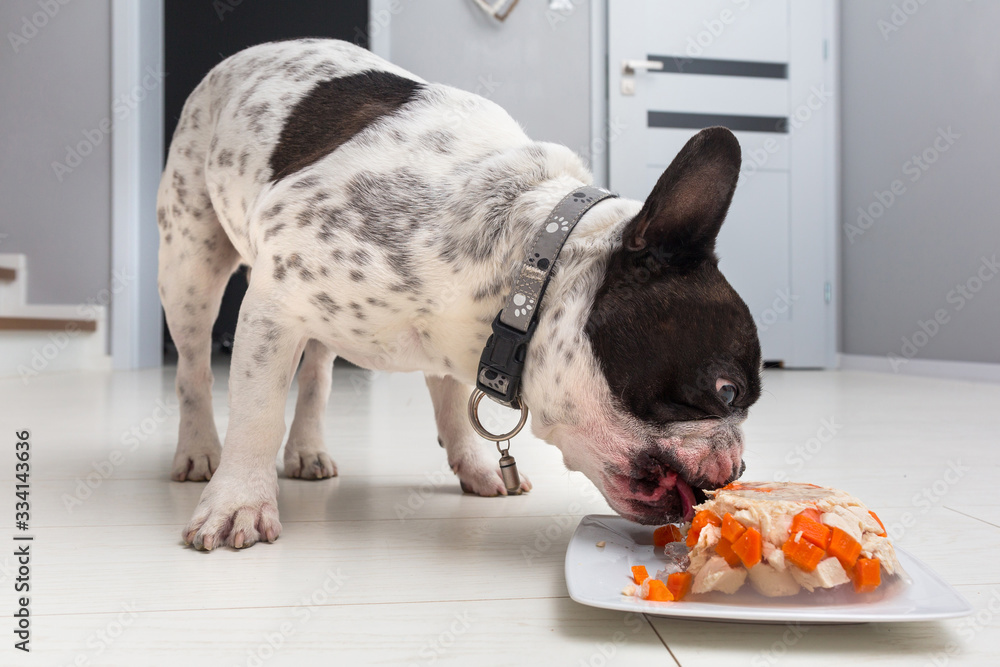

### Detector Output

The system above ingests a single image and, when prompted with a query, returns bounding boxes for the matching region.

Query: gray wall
[0,0,111,306]
[387,0,594,165]
[840,1,1000,364]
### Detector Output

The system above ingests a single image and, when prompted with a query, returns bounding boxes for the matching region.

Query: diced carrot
[782,535,826,572]
[790,512,831,550]
[827,527,862,570]
[869,511,887,537]
[720,513,747,543]
[643,578,674,602]
[631,565,650,585]
[653,524,684,548]
[852,558,881,593]
[666,572,692,601]
[732,527,763,568]
[715,537,742,568]
[686,510,723,547]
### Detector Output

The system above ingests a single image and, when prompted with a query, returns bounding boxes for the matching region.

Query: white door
[607,0,837,367]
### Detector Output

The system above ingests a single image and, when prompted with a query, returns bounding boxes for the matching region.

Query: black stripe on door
[648,111,789,134]
[647,55,788,79]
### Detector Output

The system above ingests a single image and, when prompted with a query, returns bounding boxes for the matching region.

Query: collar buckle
[475,311,537,409]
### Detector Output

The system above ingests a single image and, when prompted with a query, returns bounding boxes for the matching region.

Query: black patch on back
[269,71,423,182]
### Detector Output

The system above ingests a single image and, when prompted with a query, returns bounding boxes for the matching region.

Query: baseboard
[839,353,1000,384]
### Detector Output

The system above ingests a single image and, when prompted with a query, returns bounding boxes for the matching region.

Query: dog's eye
[718,383,737,405]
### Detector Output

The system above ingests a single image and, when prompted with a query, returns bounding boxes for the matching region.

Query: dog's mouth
[604,468,709,525]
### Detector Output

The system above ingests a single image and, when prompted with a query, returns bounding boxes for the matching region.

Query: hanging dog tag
[468,390,527,497]
[498,443,521,496]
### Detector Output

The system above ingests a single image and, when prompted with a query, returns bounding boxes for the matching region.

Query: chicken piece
[747,563,801,597]
[822,506,864,543]
[688,524,721,573]
[863,536,903,577]
[820,510,860,543]
[697,524,721,550]
[848,505,884,534]
[790,556,850,592]
[762,540,787,571]
[692,556,747,595]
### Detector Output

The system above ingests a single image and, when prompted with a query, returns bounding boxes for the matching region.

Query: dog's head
[523,127,762,524]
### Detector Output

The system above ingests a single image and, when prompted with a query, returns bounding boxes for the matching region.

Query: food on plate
[665,572,692,601]
[631,565,650,585]
[653,524,684,547]
[624,481,903,601]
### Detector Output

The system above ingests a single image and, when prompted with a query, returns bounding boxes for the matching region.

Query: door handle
[622,59,664,75]
[621,59,663,95]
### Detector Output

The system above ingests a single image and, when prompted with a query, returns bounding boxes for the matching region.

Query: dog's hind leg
[425,374,532,496]
[157,125,241,482]
[284,339,338,479]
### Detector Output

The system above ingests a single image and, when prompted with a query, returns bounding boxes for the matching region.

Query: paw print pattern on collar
[498,185,616,333]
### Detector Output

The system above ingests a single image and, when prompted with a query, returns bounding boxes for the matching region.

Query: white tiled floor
[2,364,999,666]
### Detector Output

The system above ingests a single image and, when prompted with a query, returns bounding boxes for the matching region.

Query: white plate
[565,515,972,624]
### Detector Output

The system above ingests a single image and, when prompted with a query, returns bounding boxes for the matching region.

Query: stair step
[0,315,97,333]
[0,267,14,282]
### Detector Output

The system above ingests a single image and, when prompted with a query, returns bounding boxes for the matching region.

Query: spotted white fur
[157,39,751,550]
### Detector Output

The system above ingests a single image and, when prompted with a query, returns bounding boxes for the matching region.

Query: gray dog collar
[475,184,617,408]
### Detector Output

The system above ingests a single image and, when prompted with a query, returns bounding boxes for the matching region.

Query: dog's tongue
[676,476,697,522]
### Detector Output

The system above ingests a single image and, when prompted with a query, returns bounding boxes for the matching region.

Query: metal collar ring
[467,389,528,442]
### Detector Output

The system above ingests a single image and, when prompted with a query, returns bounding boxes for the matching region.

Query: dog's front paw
[182,470,281,550]
[171,435,222,482]
[454,461,532,497]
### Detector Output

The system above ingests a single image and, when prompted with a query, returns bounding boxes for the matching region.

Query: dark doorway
[162,0,369,360]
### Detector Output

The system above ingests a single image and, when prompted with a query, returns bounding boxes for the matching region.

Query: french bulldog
[157,39,762,550]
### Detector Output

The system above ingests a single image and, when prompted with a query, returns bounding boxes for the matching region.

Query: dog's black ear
[623,126,741,257]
